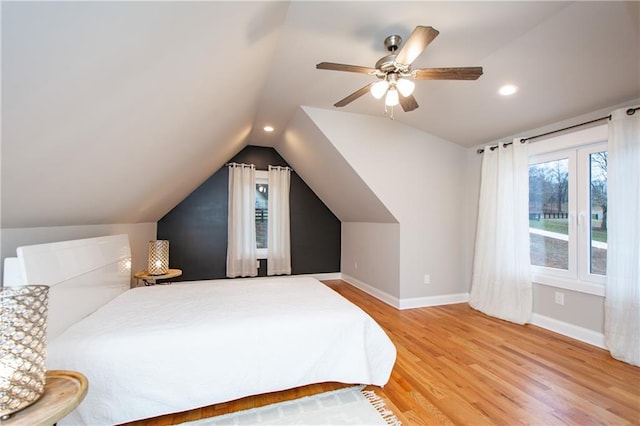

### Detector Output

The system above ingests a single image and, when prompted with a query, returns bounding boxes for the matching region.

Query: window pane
[256,184,268,249]
[529,159,569,270]
[590,151,607,275]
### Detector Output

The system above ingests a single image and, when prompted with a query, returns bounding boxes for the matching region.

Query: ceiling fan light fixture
[385,88,399,107]
[370,80,389,99]
[396,78,415,97]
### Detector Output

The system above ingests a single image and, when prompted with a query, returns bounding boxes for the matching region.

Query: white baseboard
[340,274,400,309]
[530,313,606,349]
[309,272,342,281]
[340,274,469,310]
[399,293,469,310]
[339,274,606,349]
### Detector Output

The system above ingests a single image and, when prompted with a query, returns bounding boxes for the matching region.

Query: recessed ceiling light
[263,126,274,132]
[499,84,518,96]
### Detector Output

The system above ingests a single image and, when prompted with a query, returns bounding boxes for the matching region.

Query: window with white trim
[528,125,607,295]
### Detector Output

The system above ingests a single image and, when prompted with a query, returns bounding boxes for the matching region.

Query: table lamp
[148,240,169,275]
[0,285,49,419]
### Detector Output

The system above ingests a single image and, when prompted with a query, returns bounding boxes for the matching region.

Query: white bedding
[47,277,396,425]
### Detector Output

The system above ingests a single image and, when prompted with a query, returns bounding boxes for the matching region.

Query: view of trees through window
[589,152,607,275]
[528,150,607,276]
[529,158,570,270]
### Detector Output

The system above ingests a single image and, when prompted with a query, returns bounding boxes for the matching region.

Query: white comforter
[47,277,396,425]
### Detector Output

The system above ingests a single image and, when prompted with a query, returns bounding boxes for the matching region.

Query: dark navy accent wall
[157,145,341,281]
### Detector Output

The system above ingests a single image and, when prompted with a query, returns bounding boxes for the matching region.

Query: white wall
[463,148,483,294]
[533,284,604,332]
[303,107,468,301]
[341,222,400,299]
[1,222,157,287]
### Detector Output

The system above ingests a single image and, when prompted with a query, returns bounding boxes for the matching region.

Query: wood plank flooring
[125,280,640,425]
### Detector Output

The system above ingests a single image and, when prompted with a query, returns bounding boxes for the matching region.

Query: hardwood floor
[126,280,640,426]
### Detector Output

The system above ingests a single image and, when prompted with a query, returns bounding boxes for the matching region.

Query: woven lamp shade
[0,285,49,419]
[148,240,169,275]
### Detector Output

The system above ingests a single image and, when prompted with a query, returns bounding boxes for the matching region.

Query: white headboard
[4,234,132,341]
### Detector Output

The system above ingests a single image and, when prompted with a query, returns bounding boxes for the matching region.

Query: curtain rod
[225,162,255,168]
[268,165,292,171]
[476,106,639,154]
[225,162,293,171]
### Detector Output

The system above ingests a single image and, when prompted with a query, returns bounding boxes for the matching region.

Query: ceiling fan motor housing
[375,54,398,73]
[376,35,412,75]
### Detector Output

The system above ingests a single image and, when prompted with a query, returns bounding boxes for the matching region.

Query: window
[529,157,570,271]
[528,125,607,295]
[255,171,268,258]
[587,150,608,276]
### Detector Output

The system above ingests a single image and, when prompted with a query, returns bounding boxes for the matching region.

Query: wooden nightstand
[3,370,88,426]
[134,268,183,286]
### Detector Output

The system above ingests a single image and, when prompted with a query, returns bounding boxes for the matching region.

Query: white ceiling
[2,1,639,228]
[251,1,639,146]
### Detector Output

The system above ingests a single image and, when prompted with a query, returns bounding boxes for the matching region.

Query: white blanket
[47,277,396,425]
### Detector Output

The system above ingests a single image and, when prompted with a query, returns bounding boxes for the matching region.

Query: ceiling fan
[316,26,483,113]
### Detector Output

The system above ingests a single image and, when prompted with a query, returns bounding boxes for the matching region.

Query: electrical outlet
[424,274,431,284]
[555,291,565,305]
[354,261,358,270]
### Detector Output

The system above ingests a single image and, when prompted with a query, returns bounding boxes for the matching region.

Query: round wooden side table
[134,268,183,286]
[3,370,88,426]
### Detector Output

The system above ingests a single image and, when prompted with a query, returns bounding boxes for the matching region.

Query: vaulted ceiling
[2,1,639,228]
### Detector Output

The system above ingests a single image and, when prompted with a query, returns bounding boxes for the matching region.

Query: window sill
[257,248,268,260]
[531,272,605,297]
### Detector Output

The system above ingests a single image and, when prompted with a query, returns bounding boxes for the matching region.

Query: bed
[5,235,396,425]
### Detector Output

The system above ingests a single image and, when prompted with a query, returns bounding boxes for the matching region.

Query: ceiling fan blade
[413,67,484,80]
[316,62,377,75]
[395,26,439,65]
[399,94,419,112]
[334,83,374,107]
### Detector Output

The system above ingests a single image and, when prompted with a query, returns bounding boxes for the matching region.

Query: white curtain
[267,166,291,276]
[227,163,257,278]
[605,107,640,366]
[470,139,532,324]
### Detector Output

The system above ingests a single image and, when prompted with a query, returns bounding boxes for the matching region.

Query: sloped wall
[277,107,401,299]
[1,2,288,228]
[157,145,340,281]
[299,107,468,301]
